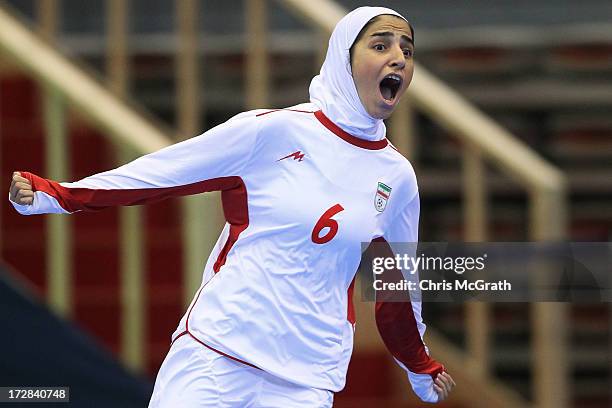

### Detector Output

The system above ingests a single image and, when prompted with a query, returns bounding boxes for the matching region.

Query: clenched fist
[434,371,456,402]
[10,172,34,205]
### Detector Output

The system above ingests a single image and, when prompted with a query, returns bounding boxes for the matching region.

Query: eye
[403,48,414,58]
[374,44,386,51]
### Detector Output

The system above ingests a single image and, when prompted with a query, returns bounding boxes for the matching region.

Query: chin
[371,105,395,120]
[381,110,394,120]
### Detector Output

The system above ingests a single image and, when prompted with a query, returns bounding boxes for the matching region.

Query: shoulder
[224,105,317,147]
[380,144,419,211]
[249,103,317,126]
[217,105,315,139]
[384,143,418,185]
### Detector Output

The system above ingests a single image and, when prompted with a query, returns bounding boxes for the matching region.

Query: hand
[10,172,34,205]
[434,371,455,402]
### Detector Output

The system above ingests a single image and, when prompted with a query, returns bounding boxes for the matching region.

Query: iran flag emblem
[375,182,392,212]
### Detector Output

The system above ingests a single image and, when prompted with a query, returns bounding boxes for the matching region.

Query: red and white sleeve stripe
[375,192,446,403]
[10,111,262,216]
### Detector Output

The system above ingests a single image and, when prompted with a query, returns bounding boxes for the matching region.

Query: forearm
[376,301,444,402]
[376,190,446,402]
[9,111,261,216]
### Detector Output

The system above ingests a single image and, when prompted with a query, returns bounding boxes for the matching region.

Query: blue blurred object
[0,264,153,408]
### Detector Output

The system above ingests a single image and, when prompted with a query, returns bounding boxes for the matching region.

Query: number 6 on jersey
[311,204,344,244]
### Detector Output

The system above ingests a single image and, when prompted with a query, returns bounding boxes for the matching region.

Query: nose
[389,45,406,69]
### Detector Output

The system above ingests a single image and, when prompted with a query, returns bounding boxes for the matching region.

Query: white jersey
[11,103,444,401]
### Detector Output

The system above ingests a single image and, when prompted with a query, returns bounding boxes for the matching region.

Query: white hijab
[309,6,408,141]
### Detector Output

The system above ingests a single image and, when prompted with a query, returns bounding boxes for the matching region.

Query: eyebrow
[370,31,414,46]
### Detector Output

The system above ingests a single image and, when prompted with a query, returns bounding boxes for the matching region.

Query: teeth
[386,74,401,83]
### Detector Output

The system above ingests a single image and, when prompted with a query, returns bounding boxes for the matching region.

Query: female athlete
[10,6,455,407]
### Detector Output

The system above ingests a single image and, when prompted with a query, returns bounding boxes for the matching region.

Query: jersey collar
[314,110,389,150]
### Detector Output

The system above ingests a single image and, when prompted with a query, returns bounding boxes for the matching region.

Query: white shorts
[148,333,334,407]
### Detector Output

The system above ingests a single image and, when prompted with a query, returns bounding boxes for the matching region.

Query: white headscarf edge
[309,7,408,141]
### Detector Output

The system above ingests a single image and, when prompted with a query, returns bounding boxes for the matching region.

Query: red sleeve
[372,237,445,378]
[19,170,243,213]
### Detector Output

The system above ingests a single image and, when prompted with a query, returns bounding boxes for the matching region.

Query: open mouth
[379,74,402,102]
